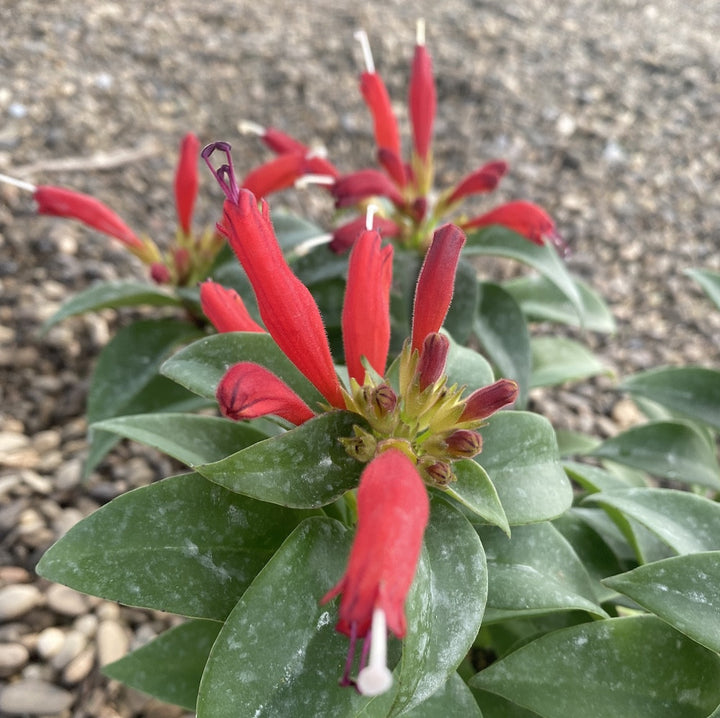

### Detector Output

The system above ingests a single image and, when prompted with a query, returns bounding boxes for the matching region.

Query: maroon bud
[416,332,449,391]
[460,379,519,422]
[443,429,483,458]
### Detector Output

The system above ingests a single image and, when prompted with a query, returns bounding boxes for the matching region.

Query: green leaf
[563,460,645,493]
[554,429,601,457]
[160,331,325,408]
[445,459,509,534]
[583,488,720,555]
[404,673,482,717]
[103,619,222,710]
[686,267,720,310]
[478,522,607,622]
[621,366,720,431]
[604,552,720,653]
[42,280,182,330]
[474,283,531,407]
[589,420,720,490]
[471,616,720,718]
[503,274,615,332]
[392,498,487,716]
[472,691,540,718]
[477,411,572,525]
[36,472,306,620]
[91,413,268,466]
[444,333,495,391]
[85,319,206,473]
[196,517,395,718]
[444,259,479,346]
[530,337,609,388]
[196,411,366,508]
[272,210,326,253]
[464,226,583,317]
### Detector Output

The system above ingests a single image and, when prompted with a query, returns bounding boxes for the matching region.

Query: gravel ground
[1,1,719,716]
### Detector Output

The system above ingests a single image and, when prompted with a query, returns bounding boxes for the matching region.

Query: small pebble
[50,629,87,670]
[46,584,90,618]
[0,678,74,715]
[0,584,43,621]
[97,620,129,666]
[62,644,96,684]
[0,642,30,677]
[36,626,65,660]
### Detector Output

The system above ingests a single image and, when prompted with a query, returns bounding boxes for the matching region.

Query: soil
[1,1,719,716]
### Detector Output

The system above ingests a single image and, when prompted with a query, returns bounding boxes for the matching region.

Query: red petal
[241,153,306,199]
[330,215,400,253]
[360,72,401,159]
[332,169,404,209]
[411,224,466,351]
[342,230,393,383]
[34,186,144,252]
[217,362,314,425]
[408,43,436,161]
[219,191,344,408]
[321,449,429,638]
[446,160,508,204]
[261,127,308,154]
[199,280,265,333]
[463,200,562,248]
[174,133,200,235]
[377,148,407,187]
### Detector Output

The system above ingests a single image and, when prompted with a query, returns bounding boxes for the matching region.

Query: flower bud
[416,332,449,391]
[418,456,454,486]
[443,429,483,459]
[460,379,519,422]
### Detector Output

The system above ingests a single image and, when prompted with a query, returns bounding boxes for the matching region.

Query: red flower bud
[217,362,314,425]
[331,169,405,209]
[360,72,401,159]
[446,160,508,204]
[416,332,450,391]
[329,215,400,253]
[443,429,483,458]
[408,35,436,161]
[241,153,307,199]
[460,378,519,422]
[150,262,172,284]
[174,133,200,235]
[199,281,265,333]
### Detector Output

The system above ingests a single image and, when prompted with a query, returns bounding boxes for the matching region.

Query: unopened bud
[443,429,483,458]
[418,456,454,486]
[150,262,172,284]
[373,384,398,414]
[460,379,519,422]
[416,332,449,391]
[340,425,377,463]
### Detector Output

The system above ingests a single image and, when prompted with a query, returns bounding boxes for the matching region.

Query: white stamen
[356,608,393,696]
[287,233,333,259]
[0,172,37,193]
[238,120,266,137]
[416,18,426,46]
[365,204,378,231]
[354,30,375,74]
[294,174,336,189]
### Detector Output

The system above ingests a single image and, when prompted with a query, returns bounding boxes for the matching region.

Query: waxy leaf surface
[530,336,608,388]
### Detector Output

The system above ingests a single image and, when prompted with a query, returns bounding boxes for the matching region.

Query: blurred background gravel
[1,1,718,715]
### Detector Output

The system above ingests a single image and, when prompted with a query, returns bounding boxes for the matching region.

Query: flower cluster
[1,133,223,286]
[202,142,517,694]
[236,22,564,256]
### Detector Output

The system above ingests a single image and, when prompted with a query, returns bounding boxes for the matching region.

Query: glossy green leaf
[503,274,615,332]
[471,616,720,718]
[85,319,206,474]
[563,460,645,493]
[686,267,720,310]
[569,507,637,565]
[392,498,487,716]
[42,280,182,329]
[590,420,720,489]
[404,673,482,718]
[472,691,540,718]
[621,366,720,431]
[445,459,509,534]
[196,411,366,508]
[196,517,396,718]
[293,242,350,284]
[103,619,221,710]
[444,333,495,391]
[444,259,479,346]
[91,413,268,466]
[474,283,531,408]
[584,488,720,555]
[554,429,601,457]
[476,411,572,525]
[273,210,326,252]
[36,472,306,619]
[160,331,325,408]
[478,522,607,622]
[604,552,720,653]
[463,226,583,317]
[530,337,609,388]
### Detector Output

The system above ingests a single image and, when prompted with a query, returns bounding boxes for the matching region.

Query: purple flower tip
[202,141,240,203]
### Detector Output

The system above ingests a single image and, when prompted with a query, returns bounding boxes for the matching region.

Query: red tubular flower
[258,126,308,155]
[321,448,429,694]
[174,133,200,235]
[329,215,400,254]
[411,223,466,351]
[34,186,145,254]
[446,160,508,204]
[332,169,405,209]
[460,378,519,422]
[360,72,402,160]
[199,281,265,333]
[217,362,315,425]
[241,153,308,199]
[342,230,393,383]
[408,30,436,162]
[462,200,565,252]
[377,147,407,188]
